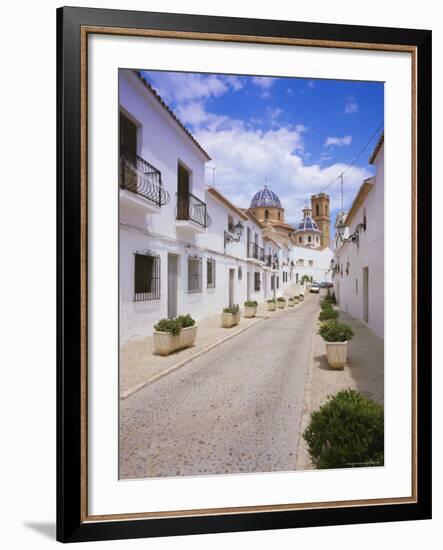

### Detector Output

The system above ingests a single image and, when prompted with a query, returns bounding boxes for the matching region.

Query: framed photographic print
[57,6,432,543]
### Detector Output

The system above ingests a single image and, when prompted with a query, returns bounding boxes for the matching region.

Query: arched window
[325,204,328,216]
[316,204,319,216]
[299,236,302,243]
[308,236,312,243]
[265,209,269,220]
[278,211,281,220]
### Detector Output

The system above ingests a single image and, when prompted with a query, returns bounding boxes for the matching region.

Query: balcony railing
[119,147,170,207]
[176,192,212,228]
[248,242,265,262]
[265,254,279,269]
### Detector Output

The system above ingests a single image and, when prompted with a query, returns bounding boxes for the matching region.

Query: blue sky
[140,70,384,232]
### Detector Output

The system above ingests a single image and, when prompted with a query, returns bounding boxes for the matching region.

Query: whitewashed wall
[333,146,384,338]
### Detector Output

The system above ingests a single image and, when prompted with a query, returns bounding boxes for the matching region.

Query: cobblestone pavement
[120,293,321,479]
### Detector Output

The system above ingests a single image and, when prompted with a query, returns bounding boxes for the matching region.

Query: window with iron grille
[271,275,275,290]
[277,276,280,289]
[207,258,216,289]
[254,272,261,291]
[134,250,160,301]
[238,266,242,281]
[309,260,314,267]
[188,257,202,293]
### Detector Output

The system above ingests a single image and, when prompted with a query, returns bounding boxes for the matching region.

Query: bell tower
[311,193,330,249]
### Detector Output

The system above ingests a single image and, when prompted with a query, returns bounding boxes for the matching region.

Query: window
[316,236,319,243]
[228,215,235,233]
[207,258,216,289]
[271,275,275,290]
[134,250,160,301]
[238,266,242,281]
[265,209,269,220]
[298,259,304,266]
[316,204,319,216]
[188,257,202,293]
[277,276,280,289]
[299,236,302,243]
[325,204,328,216]
[356,278,359,295]
[120,111,138,152]
[308,236,312,243]
[309,260,314,267]
[254,272,261,291]
[363,209,367,231]
[278,212,281,220]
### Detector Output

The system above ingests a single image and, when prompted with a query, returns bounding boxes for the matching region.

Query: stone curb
[120,313,271,400]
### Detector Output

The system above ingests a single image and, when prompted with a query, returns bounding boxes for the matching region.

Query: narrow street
[120,293,322,479]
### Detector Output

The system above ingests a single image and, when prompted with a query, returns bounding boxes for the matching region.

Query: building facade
[119,69,333,343]
[333,134,384,338]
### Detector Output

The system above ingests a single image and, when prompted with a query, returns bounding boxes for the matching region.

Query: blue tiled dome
[250,185,282,209]
[296,203,321,233]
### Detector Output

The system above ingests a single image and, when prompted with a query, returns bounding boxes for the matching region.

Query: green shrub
[320,299,334,310]
[325,292,337,304]
[319,308,339,321]
[303,389,384,469]
[223,305,239,314]
[267,299,276,304]
[277,297,286,302]
[301,274,311,284]
[244,300,258,307]
[319,320,353,342]
[154,318,182,335]
[176,314,195,328]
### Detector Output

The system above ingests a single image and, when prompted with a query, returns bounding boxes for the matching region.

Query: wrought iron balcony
[176,192,212,228]
[119,147,170,207]
[248,242,265,262]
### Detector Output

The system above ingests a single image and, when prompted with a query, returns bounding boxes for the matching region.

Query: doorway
[363,267,369,323]
[168,254,178,318]
[229,268,235,307]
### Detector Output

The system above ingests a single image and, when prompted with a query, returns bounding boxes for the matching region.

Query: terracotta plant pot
[153,325,198,356]
[244,306,257,318]
[325,341,348,369]
[221,311,240,328]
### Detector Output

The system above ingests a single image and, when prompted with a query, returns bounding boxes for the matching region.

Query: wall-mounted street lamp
[336,218,366,248]
[224,221,244,246]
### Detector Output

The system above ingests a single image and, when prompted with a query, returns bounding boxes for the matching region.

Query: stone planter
[325,341,348,370]
[221,311,240,328]
[293,297,299,305]
[288,299,295,307]
[299,294,304,302]
[267,302,276,311]
[153,325,198,356]
[277,301,286,309]
[244,306,257,318]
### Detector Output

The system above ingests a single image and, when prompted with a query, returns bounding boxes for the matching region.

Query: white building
[119,69,334,343]
[333,134,384,338]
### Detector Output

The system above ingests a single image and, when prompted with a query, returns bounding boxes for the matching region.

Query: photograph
[118,68,385,480]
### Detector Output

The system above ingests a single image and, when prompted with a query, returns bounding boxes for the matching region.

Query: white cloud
[143,72,243,104]
[325,135,352,147]
[306,80,316,89]
[197,124,369,223]
[251,76,276,89]
[345,97,358,114]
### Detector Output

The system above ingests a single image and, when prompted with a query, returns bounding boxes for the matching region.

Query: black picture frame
[57,6,432,543]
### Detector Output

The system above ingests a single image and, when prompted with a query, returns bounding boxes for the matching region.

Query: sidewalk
[120,299,309,398]
[296,309,384,470]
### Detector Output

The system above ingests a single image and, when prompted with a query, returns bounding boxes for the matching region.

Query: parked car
[310,283,320,293]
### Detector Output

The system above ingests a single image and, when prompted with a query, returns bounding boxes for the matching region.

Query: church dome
[250,185,282,209]
[295,203,321,233]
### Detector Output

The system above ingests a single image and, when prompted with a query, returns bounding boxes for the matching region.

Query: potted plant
[318,320,354,369]
[293,295,300,304]
[244,300,258,318]
[153,314,197,356]
[267,299,277,311]
[318,307,339,322]
[299,292,304,302]
[221,305,241,328]
[277,297,286,309]
[288,297,295,307]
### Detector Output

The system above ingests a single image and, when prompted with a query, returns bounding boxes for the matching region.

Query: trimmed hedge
[319,308,339,322]
[303,389,384,469]
[319,320,353,342]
